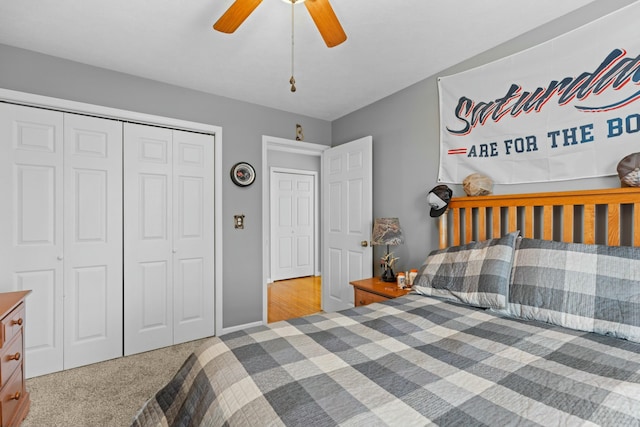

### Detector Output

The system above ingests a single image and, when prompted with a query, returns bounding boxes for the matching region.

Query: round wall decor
[230,162,256,187]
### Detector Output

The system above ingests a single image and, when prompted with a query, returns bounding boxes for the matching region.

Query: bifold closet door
[124,124,174,355]
[0,104,123,377]
[124,123,214,355]
[0,104,65,377]
[62,114,123,370]
[172,130,215,345]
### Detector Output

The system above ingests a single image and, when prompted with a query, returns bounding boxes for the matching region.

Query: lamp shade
[371,218,404,246]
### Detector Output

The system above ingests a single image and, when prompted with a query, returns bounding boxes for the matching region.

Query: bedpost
[439,211,448,249]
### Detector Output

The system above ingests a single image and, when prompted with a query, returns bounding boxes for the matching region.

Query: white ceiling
[0,0,598,121]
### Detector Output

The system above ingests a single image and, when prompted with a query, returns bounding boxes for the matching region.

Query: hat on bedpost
[617,152,640,187]
[463,173,493,196]
[427,185,452,217]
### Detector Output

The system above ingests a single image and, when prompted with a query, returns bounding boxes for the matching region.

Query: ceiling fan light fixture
[212,0,347,93]
[214,0,346,48]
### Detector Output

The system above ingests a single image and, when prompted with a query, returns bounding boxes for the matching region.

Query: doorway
[267,276,321,323]
[270,169,317,282]
[262,136,328,324]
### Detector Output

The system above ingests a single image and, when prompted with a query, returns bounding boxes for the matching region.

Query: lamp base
[381,268,396,282]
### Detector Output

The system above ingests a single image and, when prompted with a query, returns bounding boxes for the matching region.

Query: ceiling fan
[213,0,347,48]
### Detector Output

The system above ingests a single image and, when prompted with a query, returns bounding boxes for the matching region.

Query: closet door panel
[124,123,174,355]
[173,131,214,344]
[0,103,64,377]
[63,114,123,369]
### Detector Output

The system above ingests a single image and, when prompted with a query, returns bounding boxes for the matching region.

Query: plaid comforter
[131,295,640,426]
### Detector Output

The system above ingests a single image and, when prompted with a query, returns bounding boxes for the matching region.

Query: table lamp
[371,218,404,282]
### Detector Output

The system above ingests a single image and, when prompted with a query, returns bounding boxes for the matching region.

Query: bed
[131,188,640,426]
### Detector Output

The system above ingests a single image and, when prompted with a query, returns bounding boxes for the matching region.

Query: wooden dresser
[0,291,31,427]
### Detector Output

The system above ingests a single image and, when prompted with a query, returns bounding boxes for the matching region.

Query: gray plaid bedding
[131,295,640,426]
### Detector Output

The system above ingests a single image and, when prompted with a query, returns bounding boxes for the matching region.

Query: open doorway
[270,169,317,281]
[267,276,321,323]
[261,136,328,324]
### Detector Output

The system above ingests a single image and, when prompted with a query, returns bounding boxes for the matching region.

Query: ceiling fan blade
[304,0,347,48]
[213,0,263,33]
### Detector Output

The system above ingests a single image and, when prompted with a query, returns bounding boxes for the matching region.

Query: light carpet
[22,338,209,427]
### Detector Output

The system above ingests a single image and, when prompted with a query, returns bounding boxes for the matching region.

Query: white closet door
[0,103,65,377]
[172,130,214,344]
[124,123,174,355]
[271,171,315,281]
[63,114,123,369]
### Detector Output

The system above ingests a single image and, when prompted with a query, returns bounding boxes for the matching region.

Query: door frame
[261,136,328,324]
[0,88,225,337]
[269,167,319,282]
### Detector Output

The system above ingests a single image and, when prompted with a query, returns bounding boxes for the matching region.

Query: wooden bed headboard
[438,187,640,249]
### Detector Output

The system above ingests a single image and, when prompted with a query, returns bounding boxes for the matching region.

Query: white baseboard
[219,320,264,336]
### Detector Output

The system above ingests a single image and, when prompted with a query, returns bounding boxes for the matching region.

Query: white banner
[438,3,640,184]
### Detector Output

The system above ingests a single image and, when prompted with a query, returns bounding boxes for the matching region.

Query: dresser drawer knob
[10,318,23,326]
[8,352,21,361]
[9,391,21,401]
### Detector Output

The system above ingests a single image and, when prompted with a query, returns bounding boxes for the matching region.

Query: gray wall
[0,43,332,329]
[331,0,635,276]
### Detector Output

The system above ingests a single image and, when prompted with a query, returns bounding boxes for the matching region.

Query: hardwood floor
[268,276,322,323]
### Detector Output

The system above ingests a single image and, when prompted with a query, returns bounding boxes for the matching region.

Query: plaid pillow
[508,238,640,343]
[413,231,519,309]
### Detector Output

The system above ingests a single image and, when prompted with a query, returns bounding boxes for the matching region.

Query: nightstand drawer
[351,277,410,307]
[354,288,389,306]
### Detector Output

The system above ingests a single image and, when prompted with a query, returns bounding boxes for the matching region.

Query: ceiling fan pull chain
[290,0,296,92]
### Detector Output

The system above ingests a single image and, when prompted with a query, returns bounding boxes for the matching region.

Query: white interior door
[322,136,373,312]
[271,170,315,281]
[0,103,65,377]
[63,114,123,369]
[125,124,215,354]
[172,130,215,344]
[124,123,174,355]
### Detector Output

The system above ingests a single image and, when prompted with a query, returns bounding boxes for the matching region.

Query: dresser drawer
[0,292,31,427]
[0,332,23,389]
[0,366,24,427]
[0,303,24,349]
[354,289,390,306]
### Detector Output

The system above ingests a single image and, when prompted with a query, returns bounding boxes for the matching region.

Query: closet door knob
[57,255,64,261]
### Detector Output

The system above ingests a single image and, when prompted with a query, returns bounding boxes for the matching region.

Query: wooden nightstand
[350,277,411,307]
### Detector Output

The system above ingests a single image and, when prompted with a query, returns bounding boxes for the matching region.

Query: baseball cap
[427,185,452,217]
